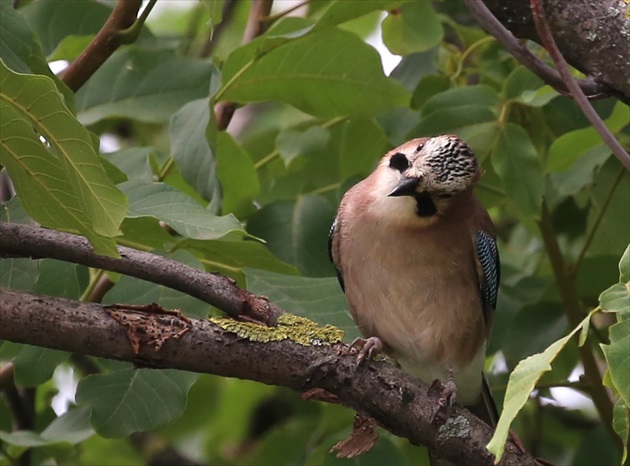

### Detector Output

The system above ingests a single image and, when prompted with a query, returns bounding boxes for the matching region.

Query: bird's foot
[347,336,383,365]
[428,377,457,425]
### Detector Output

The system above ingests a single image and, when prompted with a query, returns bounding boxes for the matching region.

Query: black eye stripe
[389,152,410,172]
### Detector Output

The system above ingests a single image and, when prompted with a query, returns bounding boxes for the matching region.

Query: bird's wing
[328,217,345,292]
[474,229,500,327]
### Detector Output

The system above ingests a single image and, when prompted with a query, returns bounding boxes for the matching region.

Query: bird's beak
[388,177,420,197]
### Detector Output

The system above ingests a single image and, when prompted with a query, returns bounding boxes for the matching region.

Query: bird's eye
[389,152,409,172]
[415,143,424,152]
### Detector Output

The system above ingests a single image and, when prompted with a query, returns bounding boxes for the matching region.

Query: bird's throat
[414,192,437,217]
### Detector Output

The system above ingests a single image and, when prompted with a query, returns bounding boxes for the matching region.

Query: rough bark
[484,0,630,101]
[0,288,536,466]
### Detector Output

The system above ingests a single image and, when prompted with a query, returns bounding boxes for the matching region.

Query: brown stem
[61,0,143,92]
[0,288,538,466]
[537,202,618,448]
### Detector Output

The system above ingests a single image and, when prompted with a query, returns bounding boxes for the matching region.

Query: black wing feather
[328,218,345,292]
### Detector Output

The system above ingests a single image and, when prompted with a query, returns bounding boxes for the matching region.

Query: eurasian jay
[329,135,500,436]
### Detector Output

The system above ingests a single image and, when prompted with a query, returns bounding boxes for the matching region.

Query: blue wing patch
[475,230,500,319]
[329,218,345,292]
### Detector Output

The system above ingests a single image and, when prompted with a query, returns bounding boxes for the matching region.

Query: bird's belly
[343,250,486,402]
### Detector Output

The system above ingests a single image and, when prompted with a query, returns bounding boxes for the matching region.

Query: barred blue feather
[474,230,500,322]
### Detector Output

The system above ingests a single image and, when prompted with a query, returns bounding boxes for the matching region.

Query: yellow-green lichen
[210,313,345,346]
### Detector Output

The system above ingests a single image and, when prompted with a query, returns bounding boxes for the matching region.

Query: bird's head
[372,135,481,221]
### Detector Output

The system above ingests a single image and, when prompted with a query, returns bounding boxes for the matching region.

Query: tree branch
[463,0,609,99]
[0,288,536,466]
[529,0,630,171]
[0,222,282,326]
[479,0,630,104]
[61,0,144,92]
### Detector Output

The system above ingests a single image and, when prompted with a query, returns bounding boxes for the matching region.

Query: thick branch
[481,0,630,104]
[0,222,282,325]
[0,288,536,466]
[61,0,144,92]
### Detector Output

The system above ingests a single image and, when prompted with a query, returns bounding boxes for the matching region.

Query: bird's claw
[348,336,383,365]
[428,378,457,425]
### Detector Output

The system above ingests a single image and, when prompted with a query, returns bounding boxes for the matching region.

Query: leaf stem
[157,157,175,182]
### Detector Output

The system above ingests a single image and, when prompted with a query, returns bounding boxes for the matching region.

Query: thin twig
[529,0,630,171]
[463,0,608,99]
[199,0,239,58]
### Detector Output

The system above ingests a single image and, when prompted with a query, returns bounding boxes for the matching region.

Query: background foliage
[0,1,628,465]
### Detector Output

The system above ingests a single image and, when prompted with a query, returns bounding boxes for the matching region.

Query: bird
[329,135,500,460]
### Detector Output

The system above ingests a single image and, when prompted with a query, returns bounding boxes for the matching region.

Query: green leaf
[491,123,543,221]
[276,126,330,166]
[246,195,336,277]
[612,398,629,465]
[76,49,215,125]
[219,29,409,118]
[381,2,443,55]
[487,312,592,460]
[122,179,246,240]
[421,85,500,116]
[621,244,630,284]
[76,368,198,438]
[546,102,628,173]
[502,66,545,102]
[246,269,358,340]
[0,258,39,291]
[34,259,88,299]
[339,119,389,178]
[601,319,630,407]
[584,160,629,256]
[313,0,399,30]
[175,238,298,283]
[0,61,126,255]
[13,345,70,387]
[171,97,220,202]
[21,0,111,57]
[39,407,95,445]
[215,131,260,217]
[410,75,451,110]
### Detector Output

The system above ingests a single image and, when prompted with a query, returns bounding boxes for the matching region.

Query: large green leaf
[246,195,336,277]
[171,97,220,203]
[215,131,260,217]
[246,269,358,340]
[0,61,126,255]
[491,123,544,222]
[0,258,39,291]
[76,368,198,438]
[121,179,246,240]
[313,0,399,30]
[487,312,592,460]
[76,49,215,125]
[381,1,443,55]
[21,0,112,57]
[219,28,409,118]
[13,345,70,387]
[0,407,94,447]
[338,119,389,178]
